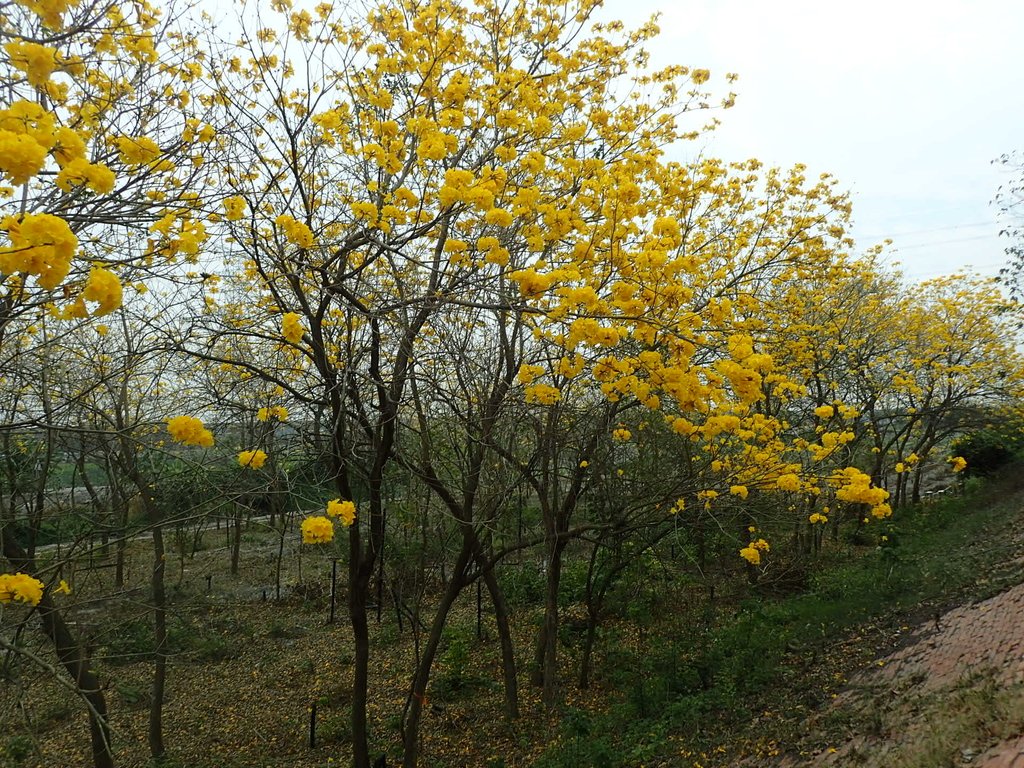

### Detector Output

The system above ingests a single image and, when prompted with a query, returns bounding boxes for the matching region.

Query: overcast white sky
[604,0,1024,282]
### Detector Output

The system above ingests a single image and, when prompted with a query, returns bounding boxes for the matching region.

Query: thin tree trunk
[2,538,113,768]
[401,554,469,768]
[481,564,518,719]
[349,524,372,768]
[579,611,599,690]
[533,538,565,706]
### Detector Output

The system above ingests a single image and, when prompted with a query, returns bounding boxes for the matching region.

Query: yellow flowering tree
[179,0,740,762]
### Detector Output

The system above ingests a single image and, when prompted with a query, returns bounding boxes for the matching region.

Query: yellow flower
[81,266,122,316]
[166,415,214,447]
[115,135,162,166]
[808,512,828,525]
[739,547,760,566]
[612,427,632,442]
[257,405,288,422]
[949,456,967,473]
[301,516,334,544]
[281,312,304,344]
[0,212,77,289]
[0,131,48,185]
[775,473,801,492]
[894,462,905,474]
[0,572,45,605]
[524,383,561,405]
[274,214,315,248]
[326,499,356,527]
[4,41,59,87]
[729,485,749,499]
[53,579,71,595]
[223,196,247,221]
[484,208,514,227]
[238,449,268,469]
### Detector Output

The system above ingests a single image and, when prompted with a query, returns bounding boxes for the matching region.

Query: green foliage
[101,614,244,666]
[497,565,545,607]
[432,621,487,699]
[116,681,151,708]
[952,418,1024,476]
[534,708,620,768]
[0,735,33,766]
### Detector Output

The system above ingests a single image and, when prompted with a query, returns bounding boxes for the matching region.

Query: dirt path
[782,577,1024,767]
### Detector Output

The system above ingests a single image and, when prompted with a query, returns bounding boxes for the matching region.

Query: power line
[857,220,994,239]
[892,234,997,251]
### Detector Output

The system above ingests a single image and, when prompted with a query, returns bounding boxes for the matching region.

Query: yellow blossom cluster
[257,405,288,421]
[0,572,44,605]
[0,213,77,289]
[739,539,770,566]
[274,214,315,248]
[166,416,214,447]
[223,196,247,221]
[301,515,334,544]
[238,449,268,469]
[281,312,304,344]
[80,266,122,316]
[326,499,356,527]
[833,467,891,518]
[524,383,561,405]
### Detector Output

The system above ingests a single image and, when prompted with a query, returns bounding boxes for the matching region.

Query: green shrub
[497,565,544,607]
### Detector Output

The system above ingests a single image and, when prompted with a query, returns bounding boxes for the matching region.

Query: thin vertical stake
[329,558,337,624]
[309,701,317,748]
[476,579,482,639]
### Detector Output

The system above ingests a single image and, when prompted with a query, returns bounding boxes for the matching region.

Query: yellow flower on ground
[301,516,334,544]
[326,499,356,527]
[0,572,45,605]
[166,415,214,447]
[238,449,268,469]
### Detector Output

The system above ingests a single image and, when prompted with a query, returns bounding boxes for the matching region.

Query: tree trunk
[533,538,566,706]
[579,610,599,690]
[350,585,370,768]
[401,551,470,768]
[2,538,113,768]
[481,564,518,719]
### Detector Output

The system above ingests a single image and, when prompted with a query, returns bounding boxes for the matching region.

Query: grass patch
[539,469,1024,766]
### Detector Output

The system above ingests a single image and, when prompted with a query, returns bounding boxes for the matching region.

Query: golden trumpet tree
[173,0,904,758]
[0,1,222,764]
